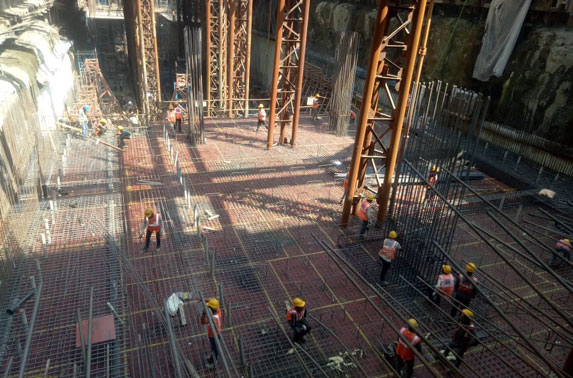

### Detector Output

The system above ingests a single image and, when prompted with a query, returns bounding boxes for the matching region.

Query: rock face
[252,0,572,146]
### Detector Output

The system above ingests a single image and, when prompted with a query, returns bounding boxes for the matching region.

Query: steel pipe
[17,260,42,378]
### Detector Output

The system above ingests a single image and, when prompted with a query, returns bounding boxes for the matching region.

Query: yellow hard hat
[366,194,375,202]
[407,318,418,328]
[432,165,437,172]
[378,107,382,112]
[466,262,477,273]
[117,126,124,131]
[442,264,452,274]
[144,208,153,217]
[169,104,174,110]
[564,239,570,244]
[99,119,107,124]
[315,93,320,98]
[293,298,305,307]
[258,104,264,108]
[207,298,220,310]
[461,309,474,319]
[389,231,398,239]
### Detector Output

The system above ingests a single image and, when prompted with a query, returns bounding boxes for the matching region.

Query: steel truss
[206,0,228,116]
[229,0,252,117]
[267,0,311,149]
[341,0,429,226]
[140,0,161,104]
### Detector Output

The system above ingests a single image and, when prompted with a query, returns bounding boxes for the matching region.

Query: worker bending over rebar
[201,298,222,368]
[441,309,478,367]
[287,298,311,345]
[139,208,162,253]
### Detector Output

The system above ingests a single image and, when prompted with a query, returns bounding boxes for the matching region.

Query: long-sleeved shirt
[78,109,87,123]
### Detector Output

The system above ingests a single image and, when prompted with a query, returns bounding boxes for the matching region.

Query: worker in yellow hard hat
[312,93,320,120]
[174,102,185,132]
[117,125,131,148]
[167,104,176,127]
[356,193,375,237]
[95,118,107,137]
[450,262,478,318]
[256,103,267,133]
[425,164,439,201]
[287,298,310,344]
[378,230,401,285]
[139,208,162,253]
[441,308,478,367]
[200,298,222,368]
[395,318,423,378]
[551,238,571,267]
[431,264,454,304]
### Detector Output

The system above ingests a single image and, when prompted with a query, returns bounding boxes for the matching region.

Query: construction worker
[117,126,131,148]
[287,298,311,344]
[256,104,267,132]
[395,318,423,378]
[550,238,571,267]
[431,264,454,304]
[441,309,478,367]
[450,263,478,318]
[174,103,184,132]
[350,109,357,128]
[340,172,349,204]
[356,194,375,237]
[79,105,90,140]
[95,119,107,137]
[167,104,176,128]
[425,165,439,200]
[200,298,222,368]
[378,231,401,285]
[139,208,161,253]
[312,94,320,120]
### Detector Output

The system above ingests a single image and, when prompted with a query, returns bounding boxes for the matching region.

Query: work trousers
[445,342,468,367]
[145,230,161,249]
[82,121,88,140]
[380,259,392,282]
[395,356,414,378]
[312,107,319,120]
[292,320,311,344]
[256,119,266,132]
[209,337,219,360]
[359,220,369,236]
[450,291,471,318]
[176,118,182,132]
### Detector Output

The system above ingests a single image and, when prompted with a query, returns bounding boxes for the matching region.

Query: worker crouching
[441,309,478,367]
[201,298,222,368]
[117,126,131,148]
[287,298,311,345]
[395,319,423,378]
[139,208,161,253]
[450,263,478,318]
[378,231,401,285]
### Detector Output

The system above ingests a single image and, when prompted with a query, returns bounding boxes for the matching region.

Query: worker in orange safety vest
[312,93,320,120]
[356,194,375,237]
[200,298,223,368]
[174,103,184,132]
[256,104,267,132]
[431,264,454,304]
[550,238,571,267]
[395,318,424,378]
[139,208,162,253]
[378,230,401,285]
[450,263,478,318]
[287,297,311,344]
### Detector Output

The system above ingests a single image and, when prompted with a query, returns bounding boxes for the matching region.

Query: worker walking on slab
[312,94,320,120]
[139,208,161,253]
[550,238,571,267]
[357,194,375,237]
[167,104,176,129]
[441,309,478,367]
[287,298,311,345]
[200,298,222,368]
[175,103,184,132]
[79,105,90,140]
[431,264,454,304]
[450,263,478,318]
[395,318,423,378]
[378,231,401,285]
[256,104,267,132]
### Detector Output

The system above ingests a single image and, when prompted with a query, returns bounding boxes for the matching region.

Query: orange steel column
[414,0,435,86]
[290,0,311,147]
[377,0,427,223]
[341,1,391,227]
[227,0,235,117]
[267,0,285,149]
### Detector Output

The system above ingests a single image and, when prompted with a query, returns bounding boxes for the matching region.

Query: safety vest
[428,172,438,187]
[395,327,420,361]
[312,98,319,109]
[175,107,183,120]
[457,274,477,296]
[287,307,306,326]
[556,239,571,252]
[207,309,222,337]
[167,110,176,123]
[356,199,370,221]
[146,214,161,233]
[436,273,454,296]
[378,238,400,261]
[343,173,349,190]
[258,109,266,121]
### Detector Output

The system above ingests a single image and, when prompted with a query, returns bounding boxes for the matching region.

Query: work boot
[141,247,149,253]
[381,281,390,286]
[156,248,160,253]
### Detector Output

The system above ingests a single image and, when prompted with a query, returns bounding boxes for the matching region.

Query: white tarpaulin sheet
[473,0,531,81]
